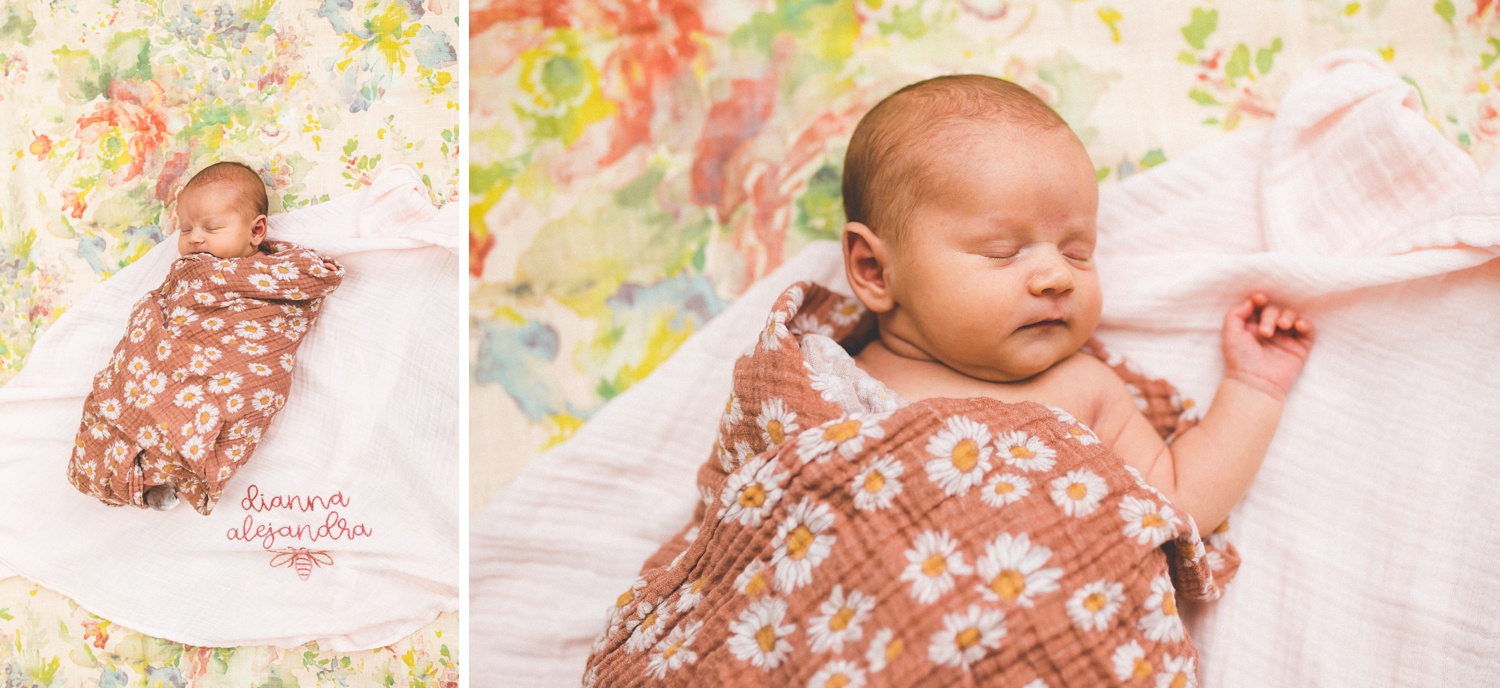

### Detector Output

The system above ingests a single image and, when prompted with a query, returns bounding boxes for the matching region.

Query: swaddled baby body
[68,162,343,515]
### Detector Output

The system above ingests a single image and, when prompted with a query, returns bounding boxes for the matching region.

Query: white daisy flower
[133,393,155,410]
[248,273,277,291]
[281,288,309,300]
[736,559,771,597]
[307,263,328,278]
[771,498,837,592]
[121,380,142,404]
[201,316,226,331]
[187,356,212,376]
[281,304,304,316]
[142,371,168,396]
[128,327,147,343]
[1125,383,1149,411]
[721,394,743,431]
[95,369,114,391]
[1139,573,1185,643]
[1050,469,1109,518]
[287,316,308,331]
[104,440,130,464]
[797,413,888,463]
[996,430,1057,472]
[788,311,834,338]
[1049,406,1100,445]
[928,604,1005,671]
[166,307,198,327]
[213,258,236,272]
[624,603,671,654]
[675,577,705,614]
[850,454,904,511]
[646,620,702,680]
[1022,680,1051,688]
[807,660,866,688]
[1112,640,1153,681]
[235,320,267,340]
[828,298,864,326]
[155,340,173,361]
[760,310,790,351]
[925,416,993,496]
[239,342,269,356]
[223,443,249,463]
[248,362,273,377]
[721,457,787,528]
[97,398,122,420]
[126,356,151,377]
[900,530,972,604]
[269,262,300,281]
[136,425,160,449]
[979,472,1031,508]
[224,394,246,414]
[1066,579,1125,632]
[180,434,208,461]
[169,367,189,383]
[173,385,206,408]
[1119,496,1180,548]
[193,292,216,306]
[727,596,796,669]
[268,317,288,335]
[250,389,282,411]
[1156,654,1197,688]
[974,533,1064,607]
[279,353,295,372]
[717,440,753,474]
[866,628,903,673]
[207,372,243,394]
[756,397,800,447]
[85,415,109,440]
[192,403,221,434]
[807,585,874,654]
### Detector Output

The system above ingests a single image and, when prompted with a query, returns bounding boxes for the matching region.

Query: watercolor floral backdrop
[0,0,459,684]
[471,0,1500,509]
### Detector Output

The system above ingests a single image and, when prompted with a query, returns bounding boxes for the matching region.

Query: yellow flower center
[1009,444,1034,459]
[690,577,704,594]
[616,589,633,607]
[824,419,862,443]
[785,525,814,560]
[921,553,947,577]
[826,675,850,688]
[993,481,1014,495]
[991,569,1026,601]
[739,483,767,508]
[1083,592,1107,612]
[885,638,904,662]
[744,572,766,596]
[952,438,980,471]
[1141,513,1165,528]
[955,627,982,650]
[1170,673,1188,688]
[641,612,657,630]
[767,419,785,444]
[1066,482,1088,500]
[1133,658,1153,677]
[863,470,886,493]
[1162,591,1177,616]
[829,607,854,631]
[1069,426,1085,437]
[755,625,777,652]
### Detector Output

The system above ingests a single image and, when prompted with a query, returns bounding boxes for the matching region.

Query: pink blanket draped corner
[585,282,1237,686]
[68,240,344,515]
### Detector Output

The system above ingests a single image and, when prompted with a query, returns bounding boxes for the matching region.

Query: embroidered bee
[269,547,334,580]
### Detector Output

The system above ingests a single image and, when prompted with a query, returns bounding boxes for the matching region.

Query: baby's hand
[1222,292,1315,401]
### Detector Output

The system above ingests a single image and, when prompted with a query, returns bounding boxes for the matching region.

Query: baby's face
[880,125,1102,382]
[175,182,265,259]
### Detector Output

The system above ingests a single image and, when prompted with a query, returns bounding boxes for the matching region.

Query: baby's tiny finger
[1259,305,1281,337]
[1277,310,1297,331]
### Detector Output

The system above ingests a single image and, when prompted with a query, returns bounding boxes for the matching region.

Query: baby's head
[175,161,269,259]
[841,74,1102,382]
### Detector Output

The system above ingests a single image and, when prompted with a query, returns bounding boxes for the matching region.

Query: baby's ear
[843,222,894,313]
[249,214,268,245]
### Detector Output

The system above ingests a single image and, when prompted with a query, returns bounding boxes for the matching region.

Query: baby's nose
[1029,251,1074,295]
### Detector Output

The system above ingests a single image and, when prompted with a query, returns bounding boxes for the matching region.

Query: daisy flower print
[806,585,874,653]
[1112,640,1153,681]
[928,604,1005,671]
[808,660,866,688]
[1050,469,1108,517]
[1119,496,1180,547]
[980,472,1031,508]
[645,620,701,680]
[1066,579,1125,632]
[623,603,670,654]
[866,628,904,673]
[1156,654,1197,688]
[760,309,790,352]
[796,413,887,463]
[756,397,799,447]
[736,559,771,597]
[996,430,1056,473]
[1138,573,1185,643]
[771,498,837,592]
[727,596,796,669]
[720,457,787,528]
[1049,406,1100,445]
[901,530,972,604]
[974,532,1063,607]
[925,416,993,496]
[850,454,904,511]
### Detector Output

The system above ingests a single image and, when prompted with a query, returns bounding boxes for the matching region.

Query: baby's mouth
[1020,318,1067,330]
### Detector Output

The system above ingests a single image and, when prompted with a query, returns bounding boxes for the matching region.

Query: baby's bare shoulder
[1032,353,1134,423]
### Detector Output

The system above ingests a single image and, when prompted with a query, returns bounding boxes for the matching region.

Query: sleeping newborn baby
[68,162,343,515]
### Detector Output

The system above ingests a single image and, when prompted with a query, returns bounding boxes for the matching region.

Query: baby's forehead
[179,178,258,213]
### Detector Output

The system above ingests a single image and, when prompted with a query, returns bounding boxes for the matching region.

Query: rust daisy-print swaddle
[585,282,1239,687]
[68,241,343,515]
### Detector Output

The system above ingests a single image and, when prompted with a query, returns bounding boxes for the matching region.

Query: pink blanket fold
[68,240,343,515]
[585,282,1236,686]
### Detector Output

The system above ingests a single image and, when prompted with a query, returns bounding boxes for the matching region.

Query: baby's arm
[1091,293,1315,532]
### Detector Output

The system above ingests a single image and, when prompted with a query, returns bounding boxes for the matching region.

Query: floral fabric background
[470,0,1500,510]
[0,0,460,684]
